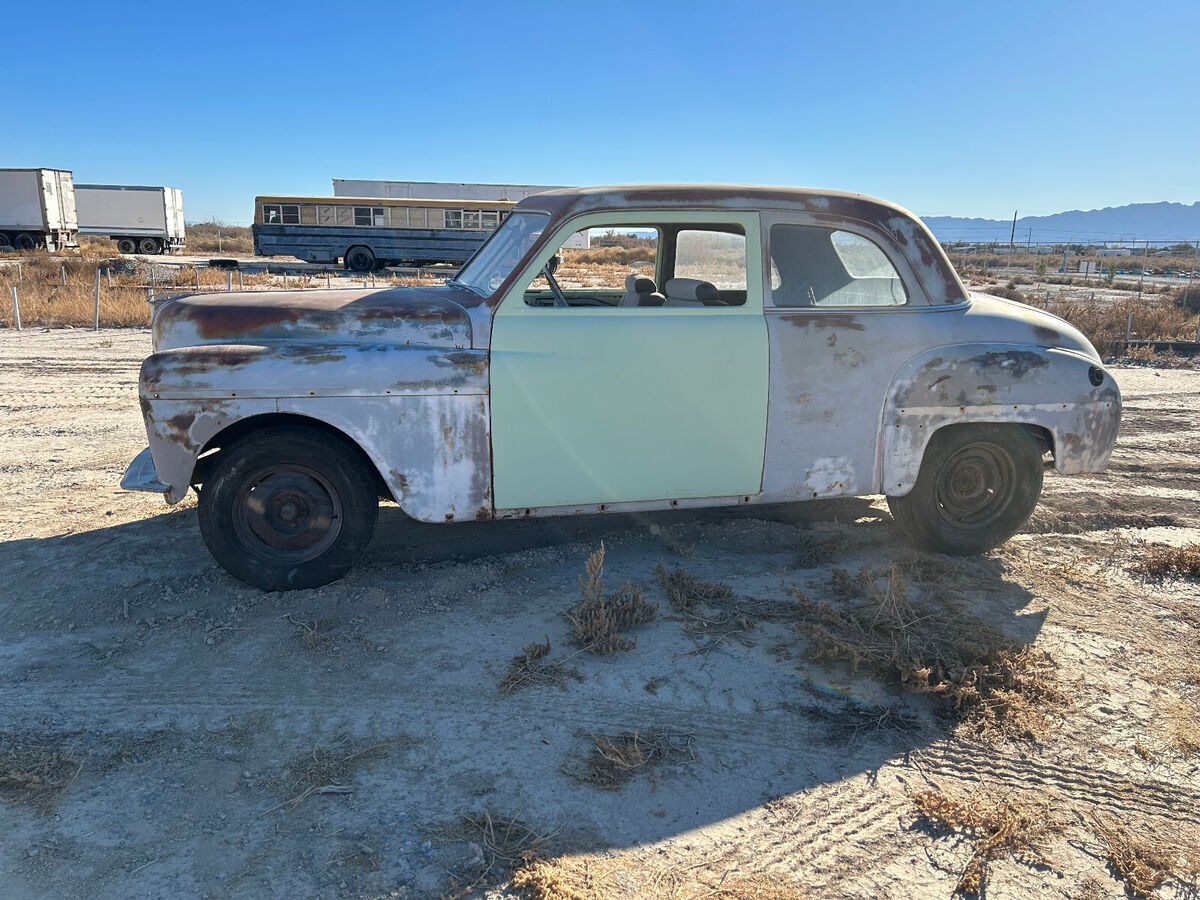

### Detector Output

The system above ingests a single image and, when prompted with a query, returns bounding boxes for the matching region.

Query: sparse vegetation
[794,530,839,568]
[1130,542,1200,580]
[436,812,559,899]
[911,786,1058,896]
[576,728,694,790]
[498,637,584,694]
[794,559,1068,738]
[0,738,80,809]
[266,735,406,813]
[1089,812,1197,899]
[567,543,657,653]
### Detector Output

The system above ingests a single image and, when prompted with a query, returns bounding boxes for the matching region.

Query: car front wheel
[887,424,1043,555]
[198,427,379,590]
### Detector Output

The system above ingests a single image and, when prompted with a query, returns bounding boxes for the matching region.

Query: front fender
[882,344,1121,496]
[135,343,492,521]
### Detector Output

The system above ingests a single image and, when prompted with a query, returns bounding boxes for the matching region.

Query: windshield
[454,211,550,296]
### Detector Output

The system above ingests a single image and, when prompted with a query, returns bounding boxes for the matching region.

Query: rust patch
[781,313,865,331]
[188,305,301,339]
[930,375,952,388]
[475,505,493,520]
[442,350,489,376]
[139,397,152,417]
[971,350,1049,378]
[166,412,196,439]
[1033,325,1060,343]
[827,332,837,347]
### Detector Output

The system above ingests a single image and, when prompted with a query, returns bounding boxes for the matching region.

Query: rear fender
[882,344,1121,496]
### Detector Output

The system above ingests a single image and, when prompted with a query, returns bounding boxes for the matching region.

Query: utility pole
[1009,210,1018,268]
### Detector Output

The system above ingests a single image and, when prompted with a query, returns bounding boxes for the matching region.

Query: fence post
[10,286,20,330]
[227,271,232,292]
[371,271,375,288]
[106,267,112,289]
[150,267,156,302]
[282,271,287,289]
[238,270,243,290]
[1125,312,1133,346]
[326,272,331,289]
[60,264,66,285]
[195,268,200,291]
[93,267,101,330]
[16,263,22,281]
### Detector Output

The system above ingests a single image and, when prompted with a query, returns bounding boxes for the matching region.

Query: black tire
[887,424,1043,555]
[197,427,379,590]
[14,233,36,251]
[0,233,11,250]
[116,237,137,254]
[345,246,376,273]
[138,237,161,255]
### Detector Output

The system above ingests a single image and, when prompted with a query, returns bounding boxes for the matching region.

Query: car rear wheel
[344,246,376,273]
[887,424,1043,555]
[198,427,379,590]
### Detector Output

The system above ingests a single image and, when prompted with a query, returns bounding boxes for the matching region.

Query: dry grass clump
[266,735,405,813]
[1,252,151,327]
[796,560,1067,738]
[437,812,559,899]
[654,560,736,612]
[184,222,254,255]
[1020,292,1198,356]
[1089,813,1197,899]
[567,544,657,653]
[576,728,694,790]
[512,854,807,900]
[0,739,81,809]
[1166,702,1200,755]
[794,530,839,568]
[498,637,584,695]
[1129,542,1200,580]
[911,786,1058,895]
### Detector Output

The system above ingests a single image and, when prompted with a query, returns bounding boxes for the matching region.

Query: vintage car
[122,185,1121,590]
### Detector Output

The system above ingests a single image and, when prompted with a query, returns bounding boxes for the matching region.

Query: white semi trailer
[332,179,570,201]
[76,184,185,254]
[0,168,78,251]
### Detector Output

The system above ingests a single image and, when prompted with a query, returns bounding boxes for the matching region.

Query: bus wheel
[345,246,376,273]
[116,238,137,254]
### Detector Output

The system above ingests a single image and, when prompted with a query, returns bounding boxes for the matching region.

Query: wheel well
[193,413,393,499]
[926,421,1054,456]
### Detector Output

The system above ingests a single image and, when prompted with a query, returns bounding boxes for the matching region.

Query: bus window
[409,208,426,228]
[354,207,372,227]
[372,207,386,227]
[262,204,281,224]
[388,207,407,228]
[445,210,463,229]
[282,205,300,225]
[426,208,445,229]
[481,210,499,228]
[463,210,482,230]
[318,206,335,225]
[300,205,317,225]
[336,206,353,226]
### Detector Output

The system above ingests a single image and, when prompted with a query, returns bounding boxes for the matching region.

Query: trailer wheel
[138,237,161,255]
[344,246,376,273]
[13,233,36,251]
[0,233,11,249]
[116,238,137,255]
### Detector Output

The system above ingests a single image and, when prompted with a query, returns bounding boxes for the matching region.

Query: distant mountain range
[922,201,1200,245]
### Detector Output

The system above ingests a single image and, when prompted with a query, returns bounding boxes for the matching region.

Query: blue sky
[3,0,1197,224]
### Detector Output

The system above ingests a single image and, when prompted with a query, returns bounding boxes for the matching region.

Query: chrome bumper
[121,447,169,493]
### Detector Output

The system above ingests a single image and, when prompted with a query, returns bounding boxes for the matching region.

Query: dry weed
[567,544,657,654]
[794,531,838,569]
[911,786,1058,895]
[1129,542,1200,580]
[796,561,1067,738]
[576,728,694,790]
[1089,812,1197,899]
[436,812,559,899]
[266,735,406,813]
[498,637,584,695]
[0,740,81,809]
[654,560,736,612]
[1166,702,1200,755]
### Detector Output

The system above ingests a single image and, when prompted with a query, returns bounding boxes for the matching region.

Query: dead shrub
[1021,292,1198,357]
[911,786,1057,895]
[1089,813,1197,899]
[654,559,735,612]
[1167,702,1200,755]
[0,740,80,809]
[1130,542,1200,581]
[794,530,838,568]
[498,637,584,695]
[796,561,1067,738]
[577,728,694,790]
[567,544,657,654]
[266,735,408,813]
[435,812,559,899]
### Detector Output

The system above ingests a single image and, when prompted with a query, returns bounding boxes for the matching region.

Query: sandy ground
[1,328,1198,899]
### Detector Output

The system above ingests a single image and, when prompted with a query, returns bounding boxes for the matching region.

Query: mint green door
[489,213,768,511]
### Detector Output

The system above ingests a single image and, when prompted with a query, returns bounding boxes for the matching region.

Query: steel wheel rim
[934,441,1018,527]
[232,465,342,562]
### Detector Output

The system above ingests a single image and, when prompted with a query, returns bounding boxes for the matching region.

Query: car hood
[152,284,481,352]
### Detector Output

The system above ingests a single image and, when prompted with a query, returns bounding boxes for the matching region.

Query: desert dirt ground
[1,328,1198,899]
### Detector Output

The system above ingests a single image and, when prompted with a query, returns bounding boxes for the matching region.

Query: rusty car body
[123,185,1121,589]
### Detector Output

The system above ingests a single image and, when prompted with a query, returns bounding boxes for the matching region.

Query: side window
[299,205,317,225]
[445,210,463,229]
[523,226,659,306]
[674,229,747,291]
[353,207,372,227]
[769,225,908,307]
[261,204,281,224]
[281,205,300,225]
[318,205,336,225]
[336,206,354,226]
